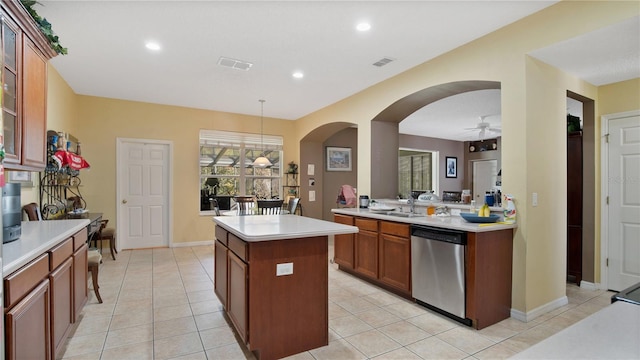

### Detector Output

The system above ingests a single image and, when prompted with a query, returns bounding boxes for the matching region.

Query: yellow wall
[73,96,298,244]
[38,1,638,317]
[292,1,637,314]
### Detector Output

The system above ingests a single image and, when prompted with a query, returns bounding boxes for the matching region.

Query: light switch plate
[276,262,293,276]
[309,190,316,202]
[532,192,538,207]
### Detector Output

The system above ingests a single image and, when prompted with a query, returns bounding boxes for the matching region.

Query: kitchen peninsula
[332,207,516,330]
[3,219,90,360]
[212,214,358,360]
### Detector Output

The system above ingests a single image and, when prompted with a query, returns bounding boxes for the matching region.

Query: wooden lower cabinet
[333,214,355,269]
[50,257,74,357]
[214,240,228,309]
[5,280,52,360]
[334,216,412,297]
[465,229,514,329]
[379,233,411,293]
[4,228,89,360]
[227,251,248,343]
[73,243,88,321]
[354,218,379,279]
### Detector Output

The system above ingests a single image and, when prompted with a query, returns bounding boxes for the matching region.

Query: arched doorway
[299,122,358,220]
[369,80,501,197]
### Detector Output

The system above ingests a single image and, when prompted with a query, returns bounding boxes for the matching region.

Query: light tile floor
[60,245,614,360]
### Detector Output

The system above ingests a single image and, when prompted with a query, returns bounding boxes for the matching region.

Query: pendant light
[253,99,272,167]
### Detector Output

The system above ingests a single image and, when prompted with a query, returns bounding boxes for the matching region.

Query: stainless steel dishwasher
[411,224,471,325]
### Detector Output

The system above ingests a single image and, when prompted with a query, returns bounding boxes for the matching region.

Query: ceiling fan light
[253,156,272,167]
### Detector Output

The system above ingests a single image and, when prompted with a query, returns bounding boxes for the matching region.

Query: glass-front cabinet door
[1,15,20,163]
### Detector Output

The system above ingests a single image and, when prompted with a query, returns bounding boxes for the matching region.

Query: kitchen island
[212,214,358,360]
[332,207,516,329]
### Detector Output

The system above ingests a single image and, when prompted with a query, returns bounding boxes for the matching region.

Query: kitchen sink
[386,212,425,218]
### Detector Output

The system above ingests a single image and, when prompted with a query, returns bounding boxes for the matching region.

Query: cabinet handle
[122,199,127,204]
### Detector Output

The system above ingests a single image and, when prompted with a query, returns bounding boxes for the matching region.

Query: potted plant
[287,161,298,174]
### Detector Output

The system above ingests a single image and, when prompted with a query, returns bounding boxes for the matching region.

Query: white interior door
[607,113,640,291]
[472,160,498,203]
[117,139,172,249]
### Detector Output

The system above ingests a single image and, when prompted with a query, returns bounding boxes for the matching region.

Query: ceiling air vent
[218,57,253,71]
[373,57,395,67]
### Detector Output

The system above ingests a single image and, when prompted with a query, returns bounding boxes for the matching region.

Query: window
[200,130,283,212]
[398,149,437,198]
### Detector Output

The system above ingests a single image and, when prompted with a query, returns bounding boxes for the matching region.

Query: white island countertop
[332,207,516,233]
[510,301,640,359]
[213,214,358,242]
[3,219,90,275]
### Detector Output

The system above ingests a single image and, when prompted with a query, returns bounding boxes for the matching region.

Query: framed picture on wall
[445,157,457,178]
[8,171,34,187]
[326,147,352,171]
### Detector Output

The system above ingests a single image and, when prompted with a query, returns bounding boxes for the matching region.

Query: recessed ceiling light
[292,71,304,79]
[356,22,371,32]
[145,41,161,51]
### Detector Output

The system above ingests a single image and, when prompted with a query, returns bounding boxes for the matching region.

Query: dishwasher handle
[411,225,467,245]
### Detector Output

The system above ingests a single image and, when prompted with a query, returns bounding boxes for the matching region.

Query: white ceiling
[36,2,639,141]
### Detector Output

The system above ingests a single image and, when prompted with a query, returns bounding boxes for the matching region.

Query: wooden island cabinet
[213,215,357,360]
[333,209,515,330]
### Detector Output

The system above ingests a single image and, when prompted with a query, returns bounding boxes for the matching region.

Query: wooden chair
[87,250,103,303]
[22,202,43,221]
[257,199,284,215]
[287,197,301,215]
[233,196,255,215]
[96,219,117,261]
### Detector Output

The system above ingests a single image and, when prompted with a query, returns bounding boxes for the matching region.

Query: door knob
[122,199,127,204]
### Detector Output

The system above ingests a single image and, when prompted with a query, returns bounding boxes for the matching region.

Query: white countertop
[213,214,359,242]
[3,220,90,275]
[332,207,516,233]
[510,301,640,359]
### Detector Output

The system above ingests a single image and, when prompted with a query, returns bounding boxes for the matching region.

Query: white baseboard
[171,240,214,248]
[579,281,599,291]
[510,295,569,322]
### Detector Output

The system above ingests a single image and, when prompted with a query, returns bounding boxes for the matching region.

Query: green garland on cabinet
[20,0,67,55]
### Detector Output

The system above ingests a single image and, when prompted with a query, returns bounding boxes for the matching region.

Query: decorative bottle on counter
[503,195,516,224]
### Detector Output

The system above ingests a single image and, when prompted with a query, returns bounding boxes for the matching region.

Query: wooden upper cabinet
[1,0,57,170]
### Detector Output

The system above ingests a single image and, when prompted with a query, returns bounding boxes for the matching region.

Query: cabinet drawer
[215,226,229,246]
[228,233,248,262]
[49,238,73,271]
[380,221,410,238]
[334,214,354,225]
[355,218,378,232]
[73,227,88,251]
[4,253,50,308]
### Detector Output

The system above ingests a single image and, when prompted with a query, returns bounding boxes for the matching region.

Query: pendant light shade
[253,99,272,168]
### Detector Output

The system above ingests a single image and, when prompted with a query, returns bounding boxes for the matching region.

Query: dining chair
[257,199,284,215]
[287,197,300,215]
[234,196,255,215]
[87,250,103,303]
[22,202,43,221]
[96,219,117,261]
[209,198,221,216]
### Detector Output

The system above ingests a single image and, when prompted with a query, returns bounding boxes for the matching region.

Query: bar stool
[87,250,103,303]
[97,219,117,260]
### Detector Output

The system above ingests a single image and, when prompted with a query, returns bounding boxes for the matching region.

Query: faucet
[407,192,415,214]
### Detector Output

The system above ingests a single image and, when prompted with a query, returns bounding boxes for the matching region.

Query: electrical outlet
[276,262,293,276]
[532,192,538,207]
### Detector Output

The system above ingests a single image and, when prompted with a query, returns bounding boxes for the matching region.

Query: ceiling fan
[465,115,501,140]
